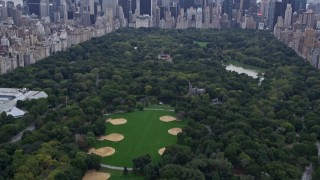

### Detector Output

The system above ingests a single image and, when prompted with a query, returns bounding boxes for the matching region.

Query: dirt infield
[159,116,177,122]
[88,147,115,157]
[158,147,166,155]
[106,118,127,125]
[97,133,124,142]
[168,128,182,135]
[83,170,110,180]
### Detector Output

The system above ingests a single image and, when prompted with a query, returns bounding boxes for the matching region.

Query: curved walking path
[143,108,174,112]
[302,164,313,180]
[100,164,133,171]
[10,123,35,143]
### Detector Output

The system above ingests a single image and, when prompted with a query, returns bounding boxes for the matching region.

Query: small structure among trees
[188,83,206,96]
[211,98,222,105]
[157,53,172,61]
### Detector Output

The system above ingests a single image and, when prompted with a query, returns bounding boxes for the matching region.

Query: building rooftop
[0,88,48,118]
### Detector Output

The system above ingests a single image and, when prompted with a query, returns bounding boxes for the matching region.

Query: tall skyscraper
[179,0,196,11]
[269,0,285,30]
[222,0,233,20]
[140,0,152,16]
[196,7,202,28]
[12,7,21,25]
[102,0,118,16]
[59,0,68,20]
[40,0,49,18]
[131,0,136,14]
[27,0,41,17]
[155,6,160,27]
[284,3,292,28]
[0,1,7,23]
[292,0,307,13]
[268,0,276,29]
[135,0,140,15]
[80,0,91,25]
[118,0,130,19]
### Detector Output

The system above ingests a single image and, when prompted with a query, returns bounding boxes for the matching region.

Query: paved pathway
[100,164,133,171]
[302,164,313,180]
[9,123,35,143]
[143,108,174,112]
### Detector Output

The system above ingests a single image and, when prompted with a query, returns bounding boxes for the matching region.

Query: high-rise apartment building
[140,0,152,16]
[103,0,118,16]
[292,0,307,13]
[284,3,292,28]
[27,0,40,17]
[118,0,130,19]
[40,0,49,18]
[222,0,233,20]
[6,1,14,17]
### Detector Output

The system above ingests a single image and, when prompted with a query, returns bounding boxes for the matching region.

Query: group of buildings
[0,0,318,73]
[272,1,320,69]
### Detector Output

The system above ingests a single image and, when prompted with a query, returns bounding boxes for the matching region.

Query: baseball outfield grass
[95,109,186,167]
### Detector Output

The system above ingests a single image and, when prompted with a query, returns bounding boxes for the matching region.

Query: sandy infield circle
[83,170,110,180]
[106,118,127,125]
[97,133,124,142]
[168,128,182,135]
[159,116,177,122]
[88,147,115,157]
[158,147,166,155]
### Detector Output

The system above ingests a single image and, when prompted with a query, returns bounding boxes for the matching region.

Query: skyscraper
[196,7,202,28]
[140,0,152,16]
[80,0,91,25]
[269,0,285,30]
[102,0,118,16]
[135,0,140,15]
[222,0,233,20]
[27,0,41,17]
[118,0,130,19]
[40,0,49,18]
[292,0,307,13]
[284,3,292,28]
[0,1,7,23]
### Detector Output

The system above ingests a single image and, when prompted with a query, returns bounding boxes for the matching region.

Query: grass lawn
[145,104,174,110]
[193,41,208,48]
[96,110,186,167]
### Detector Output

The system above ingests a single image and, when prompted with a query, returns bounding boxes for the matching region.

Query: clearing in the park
[97,133,124,142]
[83,170,111,180]
[95,109,185,167]
[88,147,116,157]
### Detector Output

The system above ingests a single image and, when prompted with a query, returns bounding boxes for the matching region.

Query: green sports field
[96,109,186,167]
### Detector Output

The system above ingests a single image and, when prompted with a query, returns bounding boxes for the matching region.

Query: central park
[2,29,320,180]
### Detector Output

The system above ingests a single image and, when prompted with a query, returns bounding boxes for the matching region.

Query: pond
[224,62,265,84]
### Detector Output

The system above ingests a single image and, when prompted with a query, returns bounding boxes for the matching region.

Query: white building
[0,88,48,118]
[136,15,152,28]
[196,7,203,29]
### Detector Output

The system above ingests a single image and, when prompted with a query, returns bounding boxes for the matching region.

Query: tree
[132,154,151,173]
[159,164,205,179]
[123,167,128,175]
[85,154,100,170]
